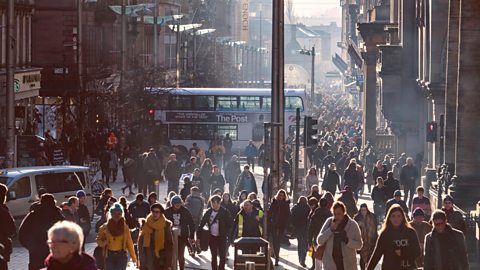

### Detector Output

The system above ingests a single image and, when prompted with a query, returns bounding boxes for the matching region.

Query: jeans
[373,203,386,224]
[297,232,308,264]
[209,236,227,270]
[271,227,285,259]
[246,156,255,170]
[177,237,187,270]
[105,250,128,270]
[404,184,415,208]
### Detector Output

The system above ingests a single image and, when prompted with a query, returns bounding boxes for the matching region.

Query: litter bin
[234,237,270,270]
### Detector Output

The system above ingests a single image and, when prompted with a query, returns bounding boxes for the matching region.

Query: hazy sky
[292,0,342,25]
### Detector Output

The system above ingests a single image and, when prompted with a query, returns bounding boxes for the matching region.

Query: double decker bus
[149,87,309,152]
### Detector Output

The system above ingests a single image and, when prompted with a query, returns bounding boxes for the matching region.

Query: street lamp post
[299,46,316,105]
[5,0,15,168]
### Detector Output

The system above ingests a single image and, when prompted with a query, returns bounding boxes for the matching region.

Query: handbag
[199,210,221,251]
[314,244,326,260]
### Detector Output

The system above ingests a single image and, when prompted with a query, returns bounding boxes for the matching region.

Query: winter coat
[165,160,182,183]
[372,165,388,184]
[338,192,358,218]
[308,207,332,245]
[383,177,401,200]
[78,203,91,236]
[371,186,387,205]
[442,208,467,235]
[322,170,341,194]
[0,204,15,261]
[366,226,421,270]
[209,173,226,193]
[268,199,291,229]
[344,168,362,192]
[317,216,363,270]
[245,144,258,158]
[233,208,263,239]
[234,171,257,195]
[96,221,137,263]
[409,220,432,267]
[290,202,311,236]
[19,205,65,270]
[42,252,98,270]
[221,201,240,220]
[305,174,318,192]
[400,164,419,187]
[386,198,409,217]
[225,161,241,184]
[128,200,151,219]
[354,212,378,265]
[424,224,468,270]
[185,194,205,226]
[164,206,196,239]
[138,219,174,270]
[42,252,97,270]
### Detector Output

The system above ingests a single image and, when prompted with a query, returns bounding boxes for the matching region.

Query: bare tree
[285,0,297,24]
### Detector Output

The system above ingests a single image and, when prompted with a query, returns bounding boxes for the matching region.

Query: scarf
[107,217,125,237]
[140,213,166,257]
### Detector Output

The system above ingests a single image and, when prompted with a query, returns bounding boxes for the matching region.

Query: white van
[0,166,93,219]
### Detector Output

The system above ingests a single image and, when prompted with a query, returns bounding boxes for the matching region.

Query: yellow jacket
[96,223,137,263]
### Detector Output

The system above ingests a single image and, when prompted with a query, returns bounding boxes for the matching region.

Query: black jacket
[384,177,401,200]
[344,168,362,192]
[322,169,341,194]
[164,206,196,239]
[290,202,310,236]
[165,160,182,182]
[209,174,226,193]
[442,207,466,235]
[308,207,332,245]
[225,161,241,184]
[424,224,468,270]
[268,199,291,229]
[386,198,409,216]
[0,204,15,261]
[233,208,262,239]
[371,186,387,205]
[400,164,419,186]
[367,226,421,270]
[197,207,232,239]
[19,204,64,269]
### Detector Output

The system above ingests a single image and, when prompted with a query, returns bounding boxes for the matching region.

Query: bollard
[245,261,256,270]
[172,227,180,270]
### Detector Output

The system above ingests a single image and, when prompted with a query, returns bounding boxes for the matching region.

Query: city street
[7,165,382,270]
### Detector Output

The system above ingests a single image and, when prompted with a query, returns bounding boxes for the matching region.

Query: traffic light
[426,121,437,143]
[304,116,318,147]
[148,108,155,121]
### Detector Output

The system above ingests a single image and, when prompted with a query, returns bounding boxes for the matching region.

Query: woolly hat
[413,207,425,217]
[76,190,86,198]
[171,195,182,205]
[109,202,124,215]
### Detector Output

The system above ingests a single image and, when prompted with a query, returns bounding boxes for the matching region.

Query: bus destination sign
[166,112,250,123]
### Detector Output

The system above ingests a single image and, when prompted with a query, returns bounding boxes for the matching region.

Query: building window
[239,96,261,111]
[9,177,31,199]
[216,96,238,110]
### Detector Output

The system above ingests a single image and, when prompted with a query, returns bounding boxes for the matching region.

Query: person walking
[128,193,150,220]
[109,150,119,183]
[245,140,258,170]
[337,186,358,218]
[409,208,432,267]
[306,168,319,193]
[371,177,387,223]
[200,159,213,198]
[196,195,232,270]
[165,153,182,194]
[343,161,362,199]
[316,201,363,270]
[291,196,311,267]
[234,165,257,196]
[354,204,378,270]
[184,187,205,229]
[441,195,466,235]
[164,196,195,270]
[100,147,111,187]
[0,184,15,269]
[410,186,431,220]
[44,221,97,270]
[366,204,421,270]
[371,160,388,193]
[386,190,409,217]
[96,203,137,270]
[268,189,291,266]
[424,209,469,270]
[322,163,341,195]
[19,194,65,270]
[121,155,136,196]
[383,171,400,200]
[225,155,241,195]
[232,200,263,254]
[76,190,91,240]
[307,198,332,270]
[143,148,163,194]
[399,157,419,207]
[209,165,226,195]
[138,203,173,270]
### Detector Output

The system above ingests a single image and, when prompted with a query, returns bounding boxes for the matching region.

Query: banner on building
[240,0,249,42]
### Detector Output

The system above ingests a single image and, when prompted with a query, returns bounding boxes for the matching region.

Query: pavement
[8,164,382,270]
